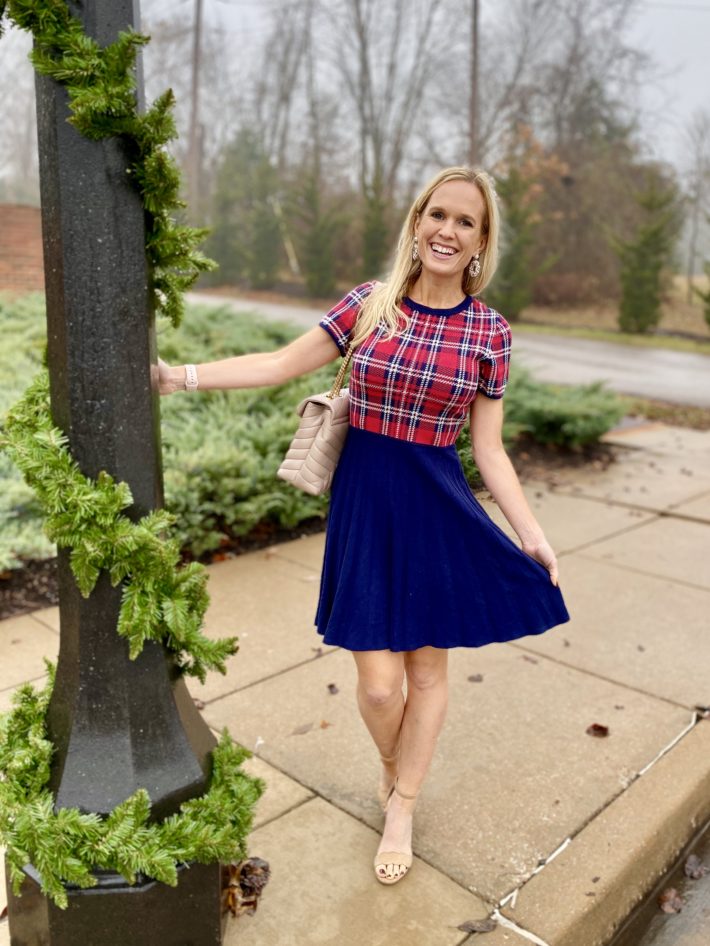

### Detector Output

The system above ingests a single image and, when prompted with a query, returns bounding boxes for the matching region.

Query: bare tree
[0,30,39,203]
[682,109,710,302]
[141,5,251,216]
[318,0,454,272]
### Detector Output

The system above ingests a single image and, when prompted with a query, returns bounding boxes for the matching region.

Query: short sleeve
[477,314,511,399]
[319,282,376,355]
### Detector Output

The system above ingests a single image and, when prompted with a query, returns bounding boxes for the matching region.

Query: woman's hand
[521,537,560,586]
[156,358,184,396]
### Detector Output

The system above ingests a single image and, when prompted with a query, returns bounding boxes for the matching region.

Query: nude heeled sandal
[373,779,417,885]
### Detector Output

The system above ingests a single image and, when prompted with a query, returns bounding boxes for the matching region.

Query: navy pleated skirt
[315,426,569,652]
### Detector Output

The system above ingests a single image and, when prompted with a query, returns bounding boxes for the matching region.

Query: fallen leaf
[291,722,313,736]
[456,917,497,933]
[684,854,709,879]
[658,887,684,914]
[586,723,609,738]
[585,891,597,897]
[467,673,484,683]
[563,638,571,647]
[192,697,206,710]
[694,705,710,719]
[327,683,339,695]
[637,644,646,652]
[614,705,625,710]
[11,639,20,645]
[591,875,600,883]
[320,720,332,729]
[311,647,324,657]
[521,654,539,664]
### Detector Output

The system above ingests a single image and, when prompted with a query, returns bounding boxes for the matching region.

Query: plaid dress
[314,284,569,652]
[319,282,511,446]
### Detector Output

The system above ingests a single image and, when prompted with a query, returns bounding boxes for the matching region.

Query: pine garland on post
[0,672,263,909]
[0,0,263,911]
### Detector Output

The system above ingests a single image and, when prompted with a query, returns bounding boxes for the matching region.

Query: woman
[158,166,569,886]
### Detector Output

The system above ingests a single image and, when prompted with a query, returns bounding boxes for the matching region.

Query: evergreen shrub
[1,295,624,573]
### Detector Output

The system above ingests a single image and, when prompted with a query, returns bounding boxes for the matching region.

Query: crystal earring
[412,236,419,262]
[469,254,481,279]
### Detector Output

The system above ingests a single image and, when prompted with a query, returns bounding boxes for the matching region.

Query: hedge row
[0,296,624,570]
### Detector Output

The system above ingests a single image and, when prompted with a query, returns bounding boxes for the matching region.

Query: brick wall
[0,204,44,294]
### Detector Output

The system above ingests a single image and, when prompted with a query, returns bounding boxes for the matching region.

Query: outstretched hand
[522,538,560,586]
[156,358,180,396]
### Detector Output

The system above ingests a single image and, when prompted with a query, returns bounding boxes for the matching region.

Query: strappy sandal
[373,779,417,885]
[377,747,400,810]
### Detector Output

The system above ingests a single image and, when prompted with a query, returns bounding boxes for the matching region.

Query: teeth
[431,243,455,255]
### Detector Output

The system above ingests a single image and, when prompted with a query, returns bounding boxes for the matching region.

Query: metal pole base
[5,859,226,946]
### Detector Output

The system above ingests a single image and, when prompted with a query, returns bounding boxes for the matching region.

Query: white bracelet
[184,364,199,392]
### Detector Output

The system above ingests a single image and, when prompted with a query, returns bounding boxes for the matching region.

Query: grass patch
[615,395,710,431]
[513,321,710,356]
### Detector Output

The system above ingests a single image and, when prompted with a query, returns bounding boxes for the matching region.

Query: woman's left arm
[469,395,559,586]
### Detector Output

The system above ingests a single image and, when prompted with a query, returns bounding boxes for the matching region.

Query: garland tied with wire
[0,0,262,910]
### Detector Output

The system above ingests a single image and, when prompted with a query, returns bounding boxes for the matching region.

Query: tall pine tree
[615,182,681,333]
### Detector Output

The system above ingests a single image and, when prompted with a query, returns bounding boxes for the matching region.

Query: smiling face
[414,179,487,288]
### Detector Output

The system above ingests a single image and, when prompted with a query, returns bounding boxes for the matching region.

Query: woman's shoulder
[340,280,380,305]
[469,296,511,338]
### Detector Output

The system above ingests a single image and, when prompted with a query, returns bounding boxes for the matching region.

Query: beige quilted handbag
[277,345,354,495]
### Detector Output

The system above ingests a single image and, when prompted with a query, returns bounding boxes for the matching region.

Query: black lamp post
[5,1,226,942]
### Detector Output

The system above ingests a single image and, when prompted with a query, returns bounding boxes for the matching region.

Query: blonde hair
[352,166,500,347]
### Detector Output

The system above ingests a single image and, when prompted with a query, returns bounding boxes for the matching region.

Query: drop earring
[412,237,419,262]
[469,254,481,279]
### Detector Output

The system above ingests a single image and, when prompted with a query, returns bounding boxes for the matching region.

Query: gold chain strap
[327,343,355,399]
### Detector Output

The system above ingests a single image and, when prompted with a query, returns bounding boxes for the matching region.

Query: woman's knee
[358,676,403,708]
[353,652,404,708]
[405,649,448,692]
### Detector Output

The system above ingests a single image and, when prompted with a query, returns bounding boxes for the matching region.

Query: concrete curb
[481,719,710,946]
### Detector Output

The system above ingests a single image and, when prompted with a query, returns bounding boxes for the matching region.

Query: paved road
[187,292,710,408]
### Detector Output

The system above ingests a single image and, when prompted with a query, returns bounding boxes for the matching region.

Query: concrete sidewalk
[2,423,710,946]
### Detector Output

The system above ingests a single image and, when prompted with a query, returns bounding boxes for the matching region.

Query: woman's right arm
[158,325,341,395]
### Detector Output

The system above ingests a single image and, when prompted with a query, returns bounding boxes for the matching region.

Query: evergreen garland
[1,671,264,910]
[0,0,262,910]
[1,373,237,682]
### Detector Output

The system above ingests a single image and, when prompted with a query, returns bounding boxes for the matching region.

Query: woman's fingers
[523,539,560,586]
[155,357,175,396]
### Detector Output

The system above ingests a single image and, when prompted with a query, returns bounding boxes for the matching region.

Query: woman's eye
[460,219,473,227]
[430,211,444,219]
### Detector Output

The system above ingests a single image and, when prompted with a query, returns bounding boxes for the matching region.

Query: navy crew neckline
[403,295,472,316]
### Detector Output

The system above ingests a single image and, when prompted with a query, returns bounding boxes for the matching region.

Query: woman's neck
[407,274,466,309]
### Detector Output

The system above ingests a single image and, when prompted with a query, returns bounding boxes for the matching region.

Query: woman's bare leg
[376,646,449,881]
[352,650,406,805]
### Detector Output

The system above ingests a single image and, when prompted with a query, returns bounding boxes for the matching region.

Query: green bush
[503,370,624,448]
[1,295,624,571]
